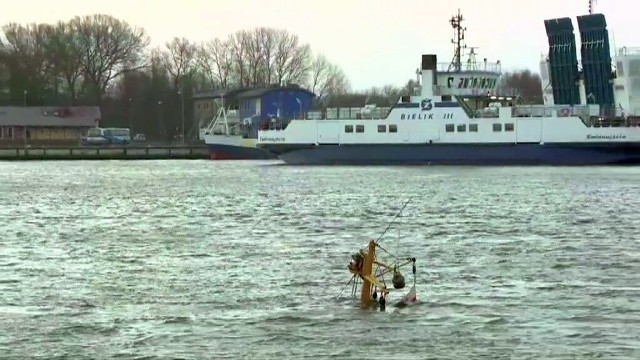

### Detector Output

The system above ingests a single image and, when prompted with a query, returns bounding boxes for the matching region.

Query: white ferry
[256,10,640,165]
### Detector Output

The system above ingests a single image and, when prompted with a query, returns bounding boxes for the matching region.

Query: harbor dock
[0,144,209,161]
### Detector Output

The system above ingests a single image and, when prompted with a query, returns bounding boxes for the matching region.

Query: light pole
[158,101,163,140]
[177,88,185,145]
[128,97,133,132]
[23,90,28,147]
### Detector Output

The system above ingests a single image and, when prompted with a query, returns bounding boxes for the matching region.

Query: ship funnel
[421,54,437,98]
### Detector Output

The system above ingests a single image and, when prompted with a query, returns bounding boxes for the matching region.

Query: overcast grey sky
[1,0,635,90]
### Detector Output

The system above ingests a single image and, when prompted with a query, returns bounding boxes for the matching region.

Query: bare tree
[2,17,360,132]
[0,23,49,71]
[380,84,402,106]
[0,22,54,102]
[227,31,250,86]
[162,37,197,89]
[401,79,420,95]
[272,30,311,85]
[68,14,150,103]
[195,28,335,92]
[197,38,233,89]
[0,61,8,88]
[308,53,349,103]
[43,21,84,103]
[258,28,277,84]
[362,86,386,105]
[244,28,265,86]
[499,69,543,104]
[224,28,312,88]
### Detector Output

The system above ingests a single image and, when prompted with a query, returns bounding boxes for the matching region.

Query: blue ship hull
[207,143,277,160]
[264,143,640,165]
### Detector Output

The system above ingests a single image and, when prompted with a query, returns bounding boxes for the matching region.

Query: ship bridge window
[356,124,365,133]
[541,64,549,81]
[469,123,478,132]
[378,124,386,133]
[505,123,514,131]
[456,124,466,132]
[389,124,397,133]
[617,61,624,76]
[493,123,502,132]
[445,124,454,132]
[345,125,353,133]
[629,60,640,76]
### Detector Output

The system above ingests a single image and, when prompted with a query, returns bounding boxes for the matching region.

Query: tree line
[0,14,542,140]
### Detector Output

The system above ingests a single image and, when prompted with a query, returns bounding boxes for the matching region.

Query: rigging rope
[338,274,357,298]
[358,197,413,263]
[375,197,413,244]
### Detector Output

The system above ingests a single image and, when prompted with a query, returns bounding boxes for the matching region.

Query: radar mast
[448,9,467,72]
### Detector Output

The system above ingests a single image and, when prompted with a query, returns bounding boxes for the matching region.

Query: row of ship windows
[344,123,515,134]
[345,124,398,133]
[445,123,515,133]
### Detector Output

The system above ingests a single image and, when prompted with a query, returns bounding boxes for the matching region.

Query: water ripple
[0,161,639,359]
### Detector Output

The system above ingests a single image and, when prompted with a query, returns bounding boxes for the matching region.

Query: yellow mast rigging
[344,197,418,310]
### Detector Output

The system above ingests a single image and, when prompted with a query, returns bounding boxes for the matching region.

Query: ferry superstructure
[256,9,640,166]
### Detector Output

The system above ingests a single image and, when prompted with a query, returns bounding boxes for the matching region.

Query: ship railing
[435,85,500,98]
[207,116,240,128]
[208,120,246,136]
[508,105,640,127]
[202,112,240,135]
[617,46,640,56]
[509,105,591,118]
[453,95,477,117]
[585,105,640,127]
[586,116,635,128]
[290,108,393,120]
[203,121,219,136]
[436,61,501,74]
[261,117,295,132]
[474,108,500,118]
[260,108,397,132]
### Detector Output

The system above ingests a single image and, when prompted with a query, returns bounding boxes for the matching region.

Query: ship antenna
[588,0,597,14]
[467,46,479,71]
[448,8,467,72]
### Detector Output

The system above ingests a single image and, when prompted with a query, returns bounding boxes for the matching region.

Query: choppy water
[1,160,639,359]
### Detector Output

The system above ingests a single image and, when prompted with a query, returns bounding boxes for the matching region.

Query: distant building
[194,85,315,138]
[237,85,315,125]
[0,106,100,145]
[193,87,251,130]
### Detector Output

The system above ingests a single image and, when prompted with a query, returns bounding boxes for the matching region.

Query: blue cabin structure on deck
[237,85,315,136]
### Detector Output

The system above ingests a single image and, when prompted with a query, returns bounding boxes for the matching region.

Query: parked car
[82,127,131,145]
[133,133,146,142]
